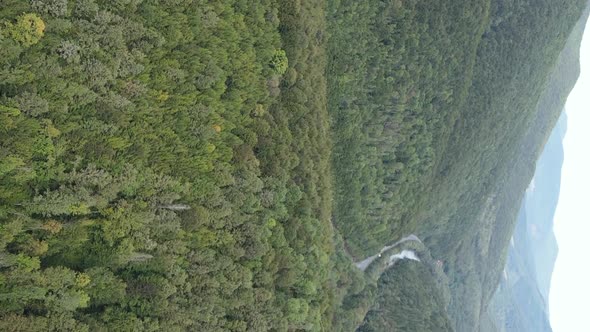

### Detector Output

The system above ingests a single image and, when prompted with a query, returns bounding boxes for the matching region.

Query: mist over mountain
[526,113,567,306]
[488,112,567,332]
[484,5,589,330]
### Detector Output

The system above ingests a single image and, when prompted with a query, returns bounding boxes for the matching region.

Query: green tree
[5,14,46,46]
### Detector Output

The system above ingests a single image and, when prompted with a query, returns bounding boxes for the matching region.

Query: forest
[0,0,587,331]
[358,261,452,332]
[0,0,344,330]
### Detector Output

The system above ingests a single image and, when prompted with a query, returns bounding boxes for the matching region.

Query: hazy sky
[549,17,590,332]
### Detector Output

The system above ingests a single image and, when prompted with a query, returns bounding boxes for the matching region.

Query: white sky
[549,16,590,332]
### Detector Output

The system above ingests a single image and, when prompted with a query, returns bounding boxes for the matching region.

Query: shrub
[270,49,288,75]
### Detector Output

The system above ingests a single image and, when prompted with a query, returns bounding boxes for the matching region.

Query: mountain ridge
[487,112,568,332]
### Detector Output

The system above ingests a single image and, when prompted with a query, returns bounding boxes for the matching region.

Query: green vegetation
[486,5,590,331]
[4,13,46,46]
[327,0,587,329]
[359,261,453,332]
[419,0,587,329]
[1,0,587,330]
[0,0,342,330]
[327,0,490,257]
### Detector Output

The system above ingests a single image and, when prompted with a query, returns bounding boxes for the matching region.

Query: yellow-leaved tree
[6,13,45,46]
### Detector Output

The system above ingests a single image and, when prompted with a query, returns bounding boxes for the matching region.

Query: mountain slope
[431,2,588,329]
[484,5,589,330]
[0,0,588,331]
[327,0,588,330]
[487,113,567,332]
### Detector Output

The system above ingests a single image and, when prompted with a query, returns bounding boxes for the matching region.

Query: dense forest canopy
[0,0,587,331]
[0,0,345,330]
[358,260,453,332]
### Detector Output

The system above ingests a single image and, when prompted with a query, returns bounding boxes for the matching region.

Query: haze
[550,16,590,332]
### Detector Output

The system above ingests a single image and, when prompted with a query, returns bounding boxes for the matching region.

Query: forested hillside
[327,0,489,257]
[358,261,453,332]
[485,6,589,329]
[0,0,587,331]
[418,0,587,329]
[328,0,587,330]
[0,0,345,330]
[486,114,567,332]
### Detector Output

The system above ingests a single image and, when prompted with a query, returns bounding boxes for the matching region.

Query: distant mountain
[484,3,590,330]
[479,3,590,330]
[331,0,589,330]
[487,112,566,332]
[526,113,567,306]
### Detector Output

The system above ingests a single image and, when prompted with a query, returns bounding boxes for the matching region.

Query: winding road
[355,234,423,271]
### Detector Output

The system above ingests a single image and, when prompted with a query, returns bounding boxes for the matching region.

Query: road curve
[355,234,422,271]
